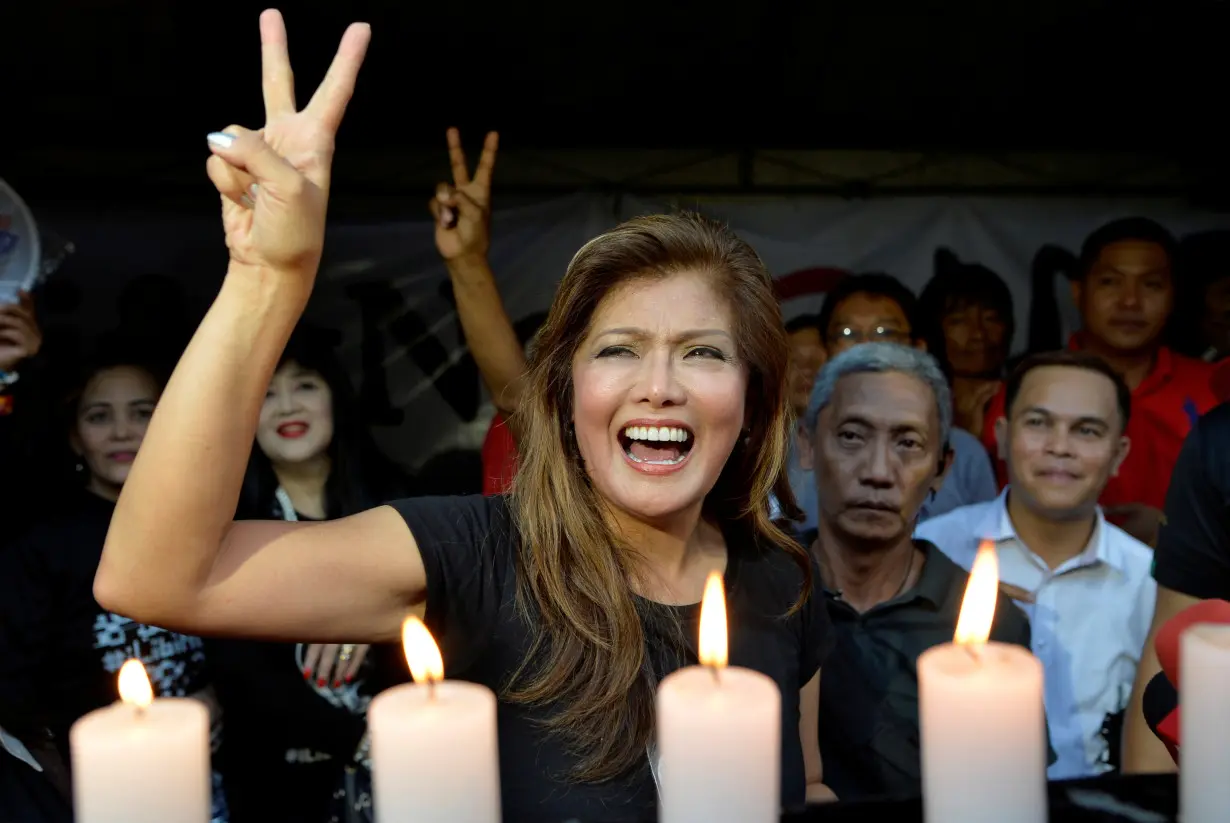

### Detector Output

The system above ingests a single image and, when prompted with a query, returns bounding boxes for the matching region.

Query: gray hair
[803,343,952,449]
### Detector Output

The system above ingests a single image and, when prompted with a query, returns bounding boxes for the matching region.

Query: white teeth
[622,425,691,443]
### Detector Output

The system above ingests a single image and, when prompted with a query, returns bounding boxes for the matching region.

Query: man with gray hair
[795,343,1038,801]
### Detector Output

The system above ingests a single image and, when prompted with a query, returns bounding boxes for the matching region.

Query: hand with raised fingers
[431,129,499,265]
[205,9,371,285]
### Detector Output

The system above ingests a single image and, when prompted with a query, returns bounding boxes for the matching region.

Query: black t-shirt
[391,494,832,823]
[0,491,210,761]
[1154,402,1230,599]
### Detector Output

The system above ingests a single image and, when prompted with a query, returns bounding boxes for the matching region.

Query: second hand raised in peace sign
[205,10,370,284]
[431,129,499,264]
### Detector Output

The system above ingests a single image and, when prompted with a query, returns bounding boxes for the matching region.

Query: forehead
[82,367,156,403]
[788,326,822,345]
[1013,366,1119,419]
[944,294,1003,315]
[829,292,909,328]
[1092,240,1171,274]
[827,371,937,431]
[588,270,732,332]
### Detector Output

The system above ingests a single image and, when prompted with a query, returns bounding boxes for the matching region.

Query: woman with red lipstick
[206,325,413,823]
[0,342,229,822]
[97,12,833,821]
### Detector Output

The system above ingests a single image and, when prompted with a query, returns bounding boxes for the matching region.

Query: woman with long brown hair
[95,10,832,820]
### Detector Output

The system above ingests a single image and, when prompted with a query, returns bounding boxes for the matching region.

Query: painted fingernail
[317,678,327,688]
[344,674,353,684]
[302,668,311,680]
[333,680,343,689]
[240,194,254,209]
[248,183,259,201]
[207,132,235,149]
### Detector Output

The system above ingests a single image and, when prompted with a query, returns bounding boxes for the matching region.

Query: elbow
[93,561,142,620]
[93,549,184,628]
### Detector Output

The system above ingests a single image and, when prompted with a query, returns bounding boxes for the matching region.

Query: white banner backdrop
[36,195,1230,471]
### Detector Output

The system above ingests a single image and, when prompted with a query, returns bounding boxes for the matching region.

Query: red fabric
[481,413,520,496]
[981,343,1217,510]
[1157,708,1179,763]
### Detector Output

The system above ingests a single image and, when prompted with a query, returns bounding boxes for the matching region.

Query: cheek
[76,425,109,462]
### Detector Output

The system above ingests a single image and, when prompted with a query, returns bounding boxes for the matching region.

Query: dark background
[4,0,1230,214]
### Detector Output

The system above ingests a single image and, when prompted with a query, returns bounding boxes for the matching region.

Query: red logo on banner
[775,267,849,301]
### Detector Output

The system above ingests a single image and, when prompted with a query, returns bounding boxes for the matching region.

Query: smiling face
[73,366,160,499]
[998,365,1129,519]
[570,271,748,524]
[811,370,944,549]
[256,360,335,466]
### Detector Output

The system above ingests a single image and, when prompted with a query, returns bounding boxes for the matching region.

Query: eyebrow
[594,327,734,343]
[837,414,927,435]
[1020,406,1110,428]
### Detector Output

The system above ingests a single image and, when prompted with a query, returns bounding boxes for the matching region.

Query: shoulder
[387,494,516,552]
[915,500,993,546]
[1168,351,1219,403]
[1101,520,1158,583]
[948,427,984,452]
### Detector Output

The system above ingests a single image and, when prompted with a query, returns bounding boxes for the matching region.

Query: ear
[931,445,955,495]
[914,338,928,352]
[994,415,1009,463]
[69,430,83,458]
[795,421,815,472]
[1069,278,1082,309]
[1110,435,1131,477]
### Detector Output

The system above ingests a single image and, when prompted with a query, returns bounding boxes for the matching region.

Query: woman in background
[208,325,413,823]
[0,340,228,822]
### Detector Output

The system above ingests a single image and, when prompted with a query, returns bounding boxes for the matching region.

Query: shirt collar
[984,487,1129,574]
[1067,333,1175,396]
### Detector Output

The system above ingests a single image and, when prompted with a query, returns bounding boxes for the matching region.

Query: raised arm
[431,130,528,424]
[95,11,420,644]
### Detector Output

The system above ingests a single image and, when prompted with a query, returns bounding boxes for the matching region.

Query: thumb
[206,127,305,198]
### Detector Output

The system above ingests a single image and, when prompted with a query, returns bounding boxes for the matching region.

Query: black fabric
[1142,671,1177,742]
[797,530,1036,802]
[0,753,71,823]
[207,510,403,823]
[1153,403,1230,599]
[390,494,831,823]
[0,490,210,763]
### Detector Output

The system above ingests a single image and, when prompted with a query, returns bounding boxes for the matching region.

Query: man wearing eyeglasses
[806,273,998,522]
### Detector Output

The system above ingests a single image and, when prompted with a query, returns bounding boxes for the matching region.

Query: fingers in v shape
[447,129,500,189]
[258,9,371,135]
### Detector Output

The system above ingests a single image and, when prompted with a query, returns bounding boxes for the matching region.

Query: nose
[1119,280,1143,308]
[635,348,686,408]
[857,438,895,490]
[1043,426,1074,457]
[274,389,299,416]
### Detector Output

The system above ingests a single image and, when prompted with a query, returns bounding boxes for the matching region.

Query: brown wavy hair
[506,211,811,783]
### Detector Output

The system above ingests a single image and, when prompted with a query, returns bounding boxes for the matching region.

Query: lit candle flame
[954,541,999,649]
[698,571,728,668]
[402,616,444,684]
[118,659,153,708]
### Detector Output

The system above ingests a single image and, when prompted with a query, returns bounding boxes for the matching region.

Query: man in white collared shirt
[916,350,1156,780]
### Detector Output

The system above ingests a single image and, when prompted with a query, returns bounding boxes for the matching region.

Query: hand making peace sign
[431,129,499,264]
[205,10,371,283]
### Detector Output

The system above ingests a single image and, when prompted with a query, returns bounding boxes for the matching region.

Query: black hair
[816,273,918,343]
[1075,218,1178,282]
[784,313,823,335]
[1003,350,1132,432]
[917,249,1016,377]
[238,324,415,520]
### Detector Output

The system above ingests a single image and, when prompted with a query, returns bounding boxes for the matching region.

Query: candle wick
[707,664,721,685]
[965,643,984,664]
[427,678,438,701]
[134,704,146,720]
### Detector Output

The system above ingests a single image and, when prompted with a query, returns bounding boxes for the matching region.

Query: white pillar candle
[370,616,501,823]
[1180,623,1230,823]
[657,571,781,823]
[70,659,210,823]
[918,543,1047,823]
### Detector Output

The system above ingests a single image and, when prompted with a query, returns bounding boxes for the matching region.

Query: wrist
[444,253,492,277]
[221,263,313,314]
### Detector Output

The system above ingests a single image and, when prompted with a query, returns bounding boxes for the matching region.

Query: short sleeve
[388,494,517,676]
[1153,412,1230,599]
[798,556,833,682]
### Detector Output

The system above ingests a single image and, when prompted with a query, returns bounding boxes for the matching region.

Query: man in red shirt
[981,218,1216,545]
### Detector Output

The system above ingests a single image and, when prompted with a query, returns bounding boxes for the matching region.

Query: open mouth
[108,451,136,464]
[618,423,695,467]
[277,422,309,439]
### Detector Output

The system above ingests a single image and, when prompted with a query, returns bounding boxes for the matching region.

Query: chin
[596,469,713,524]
